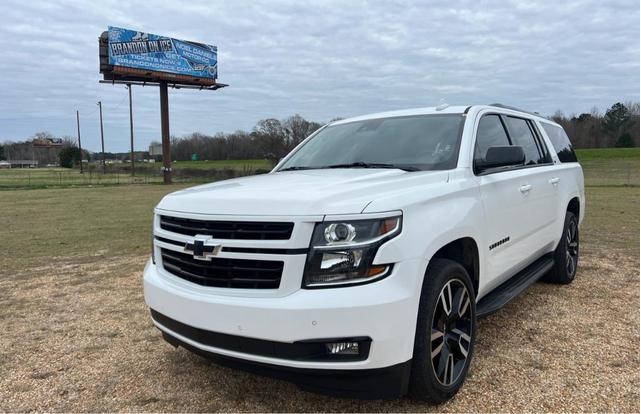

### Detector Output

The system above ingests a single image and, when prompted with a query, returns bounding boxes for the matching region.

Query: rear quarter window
[541,123,578,163]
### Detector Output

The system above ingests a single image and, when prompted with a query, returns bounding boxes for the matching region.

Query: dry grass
[0,155,638,412]
[0,247,637,412]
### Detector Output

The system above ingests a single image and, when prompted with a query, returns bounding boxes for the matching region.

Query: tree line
[551,101,639,148]
[168,102,640,161]
[167,114,325,162]
[0,102,637,167]
[0,132,89,167]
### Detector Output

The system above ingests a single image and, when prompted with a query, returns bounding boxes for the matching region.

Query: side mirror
[478,146,525,172]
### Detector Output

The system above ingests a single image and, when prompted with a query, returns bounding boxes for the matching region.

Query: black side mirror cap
[477,146,525,173]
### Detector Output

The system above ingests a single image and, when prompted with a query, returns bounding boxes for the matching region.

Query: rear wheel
[546,211,579,284]
[410,259,475,404]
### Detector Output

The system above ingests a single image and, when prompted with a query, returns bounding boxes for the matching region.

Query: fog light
[326,341,359,355]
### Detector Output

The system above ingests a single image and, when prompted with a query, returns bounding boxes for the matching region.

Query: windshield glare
[279,114,464,172]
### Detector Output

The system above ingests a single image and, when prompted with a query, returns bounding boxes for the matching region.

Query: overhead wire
[75,85,128,150]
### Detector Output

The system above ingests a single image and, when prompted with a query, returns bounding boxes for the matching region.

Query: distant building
[5,160,38,168]
[32,138,63,148]
[0,161,10,169]
[149,143,163,157]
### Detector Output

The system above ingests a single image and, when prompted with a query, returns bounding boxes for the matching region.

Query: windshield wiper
[324,162,420,172]
[280,163,421,172]
[278,166,316,172]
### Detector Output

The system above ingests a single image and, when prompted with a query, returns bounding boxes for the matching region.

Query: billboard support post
[128,84,135,177]
[97,101,106,174]
[159,81,171,184]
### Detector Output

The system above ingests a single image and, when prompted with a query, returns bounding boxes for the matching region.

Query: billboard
[106,27,217,81]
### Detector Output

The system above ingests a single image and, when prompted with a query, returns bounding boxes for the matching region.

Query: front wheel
[409,259,476,404]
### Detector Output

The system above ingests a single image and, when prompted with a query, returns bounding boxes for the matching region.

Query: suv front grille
[160,248,283,289]
[159,216,294,240]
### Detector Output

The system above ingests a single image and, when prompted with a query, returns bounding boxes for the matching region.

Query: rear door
[502,115,559,252]
[537,120,585,228]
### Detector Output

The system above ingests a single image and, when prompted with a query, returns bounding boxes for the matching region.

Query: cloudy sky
[0,0,638,152]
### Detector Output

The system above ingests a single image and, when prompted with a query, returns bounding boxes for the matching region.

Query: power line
[110,88,129,111]
[78,105,99,117]
[77,86,128,117]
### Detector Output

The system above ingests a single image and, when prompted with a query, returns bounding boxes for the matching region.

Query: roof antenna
[435,98,449,111]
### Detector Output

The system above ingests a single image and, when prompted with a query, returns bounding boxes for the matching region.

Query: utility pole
[76,110,83,173]
[128,84,135,177]
[97,101,105,174]
[159,81,172,184]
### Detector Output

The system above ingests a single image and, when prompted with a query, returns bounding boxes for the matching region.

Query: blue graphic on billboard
[107,26,217,79]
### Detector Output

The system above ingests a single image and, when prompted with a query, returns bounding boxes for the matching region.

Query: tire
[409,258,476,404]
[545,211,579,284]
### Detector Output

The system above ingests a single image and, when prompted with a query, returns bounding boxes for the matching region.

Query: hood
[156,169,449,216]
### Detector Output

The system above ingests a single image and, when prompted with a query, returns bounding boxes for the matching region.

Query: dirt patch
[0,249,638,412]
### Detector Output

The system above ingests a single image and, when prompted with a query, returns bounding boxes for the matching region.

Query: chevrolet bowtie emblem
[184,235,222,261]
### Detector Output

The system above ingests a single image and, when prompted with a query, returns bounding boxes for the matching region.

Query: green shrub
[616,133,634,148]
[58,146,82,168]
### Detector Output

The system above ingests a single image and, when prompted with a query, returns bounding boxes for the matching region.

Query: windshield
[278,114,465,172]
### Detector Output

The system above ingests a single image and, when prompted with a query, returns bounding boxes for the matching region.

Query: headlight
[303,214,401,288]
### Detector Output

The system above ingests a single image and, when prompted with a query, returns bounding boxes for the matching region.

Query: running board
[476,254,555,318]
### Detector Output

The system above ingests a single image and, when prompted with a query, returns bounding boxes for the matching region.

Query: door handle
[519,184,532,193]
[549,177,560,185]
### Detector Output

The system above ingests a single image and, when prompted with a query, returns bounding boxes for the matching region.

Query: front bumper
[143,257,425,372]
[160,328,412,399]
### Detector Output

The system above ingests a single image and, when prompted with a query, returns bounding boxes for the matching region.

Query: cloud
[0,0,638,151]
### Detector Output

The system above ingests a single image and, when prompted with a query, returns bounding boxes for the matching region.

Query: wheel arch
[567,196,580,218]
[428,237,480,297]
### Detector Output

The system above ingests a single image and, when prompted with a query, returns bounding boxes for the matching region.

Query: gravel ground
[0,246,638,412]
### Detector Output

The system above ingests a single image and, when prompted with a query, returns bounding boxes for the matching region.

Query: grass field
[0,149,638,411]
[0,168,165,189]
[172,159,273,170]
[0,159,272,189]
[576,148,639,187]
[1,150,636,190]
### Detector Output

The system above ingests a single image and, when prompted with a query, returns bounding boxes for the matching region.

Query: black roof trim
[488,103,541,117]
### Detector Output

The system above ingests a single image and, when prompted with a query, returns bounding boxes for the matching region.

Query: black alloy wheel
[410,258,476,403]
[430,279,473,386]
[565,218,579,277]
[546,211,579,284]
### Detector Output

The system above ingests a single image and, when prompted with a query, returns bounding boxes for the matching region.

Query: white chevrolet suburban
[144,104,584,403]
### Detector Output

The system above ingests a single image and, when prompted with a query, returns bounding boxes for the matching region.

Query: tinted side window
[504,116,545,165]
[529,121,553,164]
[541,123,578,163]
[474,115,510,165]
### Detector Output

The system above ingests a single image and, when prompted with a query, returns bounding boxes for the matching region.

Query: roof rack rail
[488,103,541,116]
